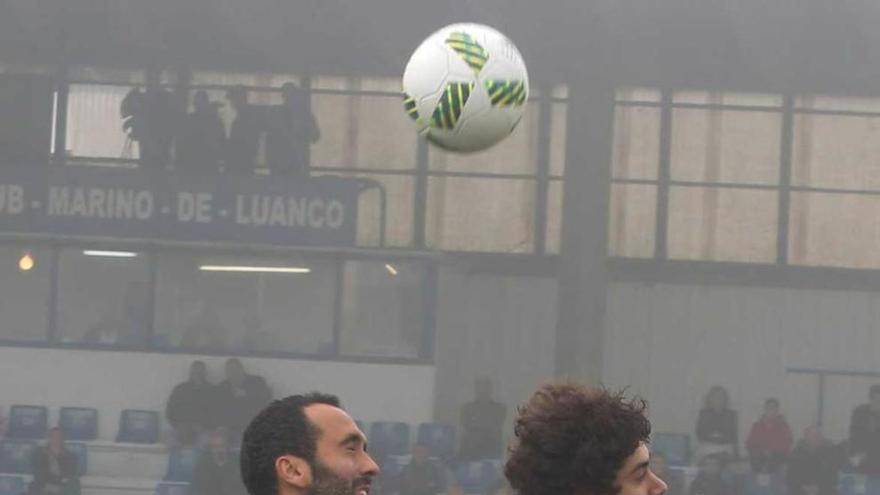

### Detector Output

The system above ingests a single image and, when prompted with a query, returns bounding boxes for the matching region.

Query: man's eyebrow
[630,461,650,476]
[339,432,365,447]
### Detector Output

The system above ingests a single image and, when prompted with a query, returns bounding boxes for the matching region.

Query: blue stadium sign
[0,167,359,247]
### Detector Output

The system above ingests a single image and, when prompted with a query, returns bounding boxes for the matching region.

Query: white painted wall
[604,282,880,447]
[0,347,435,441]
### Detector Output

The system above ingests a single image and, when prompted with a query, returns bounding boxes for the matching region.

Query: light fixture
[199,265,311,274]
[385,263,398,276]
[18,252,34,272]
[83,250,139,258]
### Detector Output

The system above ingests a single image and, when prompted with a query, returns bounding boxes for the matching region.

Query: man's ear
[276,455,312,491]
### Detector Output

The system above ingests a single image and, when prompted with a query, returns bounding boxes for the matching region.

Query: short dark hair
[505,383,651,495]
[870,384,880,398]
[240,393,341,495]
[765,398,780,408]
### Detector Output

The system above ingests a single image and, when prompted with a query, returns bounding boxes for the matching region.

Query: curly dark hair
[240,393,341,495]
[505,383,651,495]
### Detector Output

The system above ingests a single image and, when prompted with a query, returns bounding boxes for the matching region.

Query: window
[338,260,427,359]
[0,245,51,342]
[154,252,337,355]
[55,248,151,346]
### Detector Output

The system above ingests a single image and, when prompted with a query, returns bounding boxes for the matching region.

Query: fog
[0,2,879,495]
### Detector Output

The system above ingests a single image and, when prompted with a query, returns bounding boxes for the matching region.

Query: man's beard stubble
[308,460,370,495]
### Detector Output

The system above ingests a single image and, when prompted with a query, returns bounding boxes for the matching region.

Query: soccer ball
[402,23,529,153]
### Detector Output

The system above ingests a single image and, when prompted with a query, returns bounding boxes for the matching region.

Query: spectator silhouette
[29,428,80,495]
[225,86,263,175]
[215,358,272,442]
[177,90,225,173]
[192,429,247,495]
[121,71,179,170]
[166,360,216,446]
[398,443,444,495]
[696,386,738,462]
[746,398,793,473]
[265,82,320,179]
[458,377,506,461]
[787,426,839,495]
[848,383,880,474]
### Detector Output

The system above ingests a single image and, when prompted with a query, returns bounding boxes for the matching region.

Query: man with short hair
[848,384,880,474]
[505,383,667,495]
[240,393,380,495]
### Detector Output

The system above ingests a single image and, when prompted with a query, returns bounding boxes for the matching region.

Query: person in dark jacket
[176,90,226,173]
[696,386,738,461]
[459,378,506,461]
[225,86,264,175]
[215,358,272,443]
[787,426,839,495]
[398,443,444,495]
[166,360,215,446]
[265,82,320,179]
[192,429,247,495]
[848,384,880,474]
[29,428,80,495]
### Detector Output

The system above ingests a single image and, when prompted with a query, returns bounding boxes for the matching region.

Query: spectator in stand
[745,398,793,473]
[696,386,738,462]
[688,455,732,495]
[166,360,216,446]
[459,377,507,461]
[265,82,320,179]
[176,90,226,173]
[29,428,80,495]
[848,384,880,474]
[192,428,247,495]
[787,426,839,495]
[651,453,684,495]
[215,358,272,443]
[398,443,444,495]
[225,86,264,175]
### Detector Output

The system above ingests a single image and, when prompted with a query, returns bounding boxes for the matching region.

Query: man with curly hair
[505,383,667,495]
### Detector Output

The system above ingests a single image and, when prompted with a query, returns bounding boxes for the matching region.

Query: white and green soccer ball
[402,23,529,153]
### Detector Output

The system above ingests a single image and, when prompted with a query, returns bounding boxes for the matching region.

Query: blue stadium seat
[417,423,456,461]
[743,473,785,495]
[6,406,48,440]
[837,473,880,495]
[651,433,691,467]
[64,442,88,477]
[0,440,35,474]
[156,481,190,495]
[59,407,98,441]
[165,449,199,482]
[454,459,502,495]
[0,475,25,495]
[116,410,160,444]
[369,422,411,460]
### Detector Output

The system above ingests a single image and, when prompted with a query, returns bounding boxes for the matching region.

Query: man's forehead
[304,403,360,438]
[622,443,650,470]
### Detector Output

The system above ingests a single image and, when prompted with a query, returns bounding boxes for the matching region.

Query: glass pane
[0,245,50,342]
[56,248,151,346]
[671,108,781,184]
[609,184,657,258]
[668,187,777,262]
[548,102,567,177]
[616,88,661,103]
[339,260,426,359]
[789,192,880,269]
[428,101,539,175]
[612,105,660,180]
[427,177,535,252]
[66,84,139,159]
[795,94,880,113]
[310,172,414,248]
[154,253,336,354]
[792,113,880,190]
[546,179,564,254]
[673,91,782,107]
[311,92,417,170]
